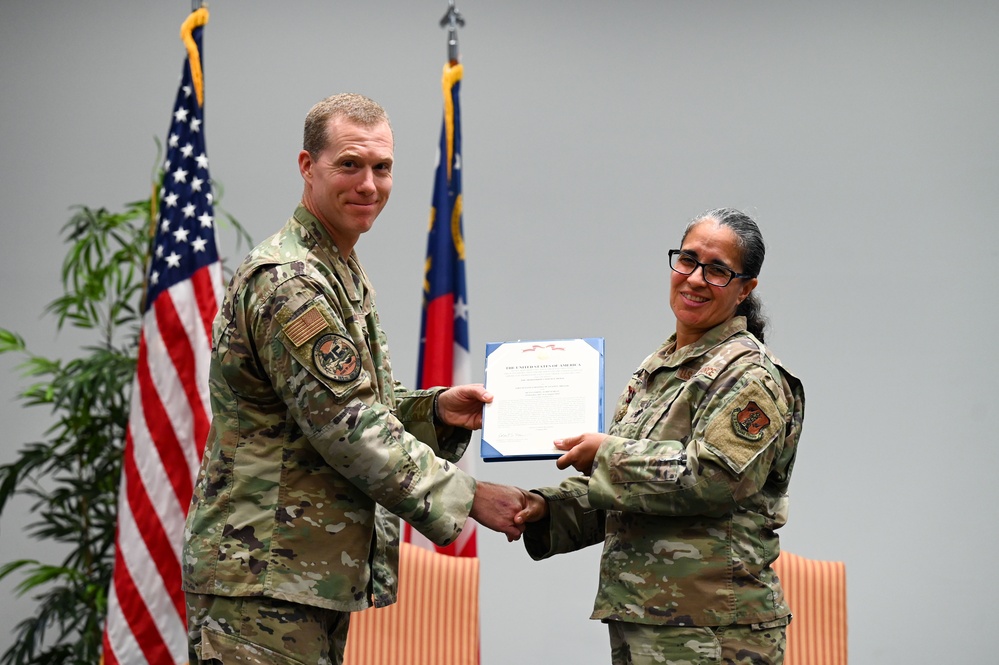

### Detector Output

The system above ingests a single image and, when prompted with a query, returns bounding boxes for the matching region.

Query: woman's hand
[513,488,549,525]
[554,433,607,473]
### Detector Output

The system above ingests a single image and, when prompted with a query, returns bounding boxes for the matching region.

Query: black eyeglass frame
[667,249,754,287]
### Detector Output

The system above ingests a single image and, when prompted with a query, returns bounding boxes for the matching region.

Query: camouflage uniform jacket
[183,205,477,612]
[525,317,805,627]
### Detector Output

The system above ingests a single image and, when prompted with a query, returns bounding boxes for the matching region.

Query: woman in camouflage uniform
[516,208,805,665]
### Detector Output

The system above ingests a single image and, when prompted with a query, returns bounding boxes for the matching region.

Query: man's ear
[298,149,313,181]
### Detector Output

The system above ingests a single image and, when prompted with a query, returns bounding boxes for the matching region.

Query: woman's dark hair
[682,207,770,341]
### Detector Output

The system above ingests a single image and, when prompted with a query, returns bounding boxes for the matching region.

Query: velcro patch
[312,334,362,382]
[608,451,683,484]
[284,305,328,347]
[703,379,783,474]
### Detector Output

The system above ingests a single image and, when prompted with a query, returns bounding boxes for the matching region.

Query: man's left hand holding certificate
[480,338,604,461]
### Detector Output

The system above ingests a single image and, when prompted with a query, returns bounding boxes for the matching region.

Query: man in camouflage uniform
[515,212,805,664]
[183,93,523,665]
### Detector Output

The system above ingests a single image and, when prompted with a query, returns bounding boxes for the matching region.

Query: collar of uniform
[292,205,366,303]
[649,316,749,370]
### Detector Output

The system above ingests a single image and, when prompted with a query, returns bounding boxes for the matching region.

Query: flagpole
[439,0,465,65]
[439,2,464,182]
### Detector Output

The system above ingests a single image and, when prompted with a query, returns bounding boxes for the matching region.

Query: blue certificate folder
[480,338,605,462]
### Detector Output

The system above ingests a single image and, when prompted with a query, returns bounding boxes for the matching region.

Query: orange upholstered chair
[343,542,479,665]
[773,550,848,665]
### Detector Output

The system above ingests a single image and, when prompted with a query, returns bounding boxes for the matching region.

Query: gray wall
[2,1,997,662]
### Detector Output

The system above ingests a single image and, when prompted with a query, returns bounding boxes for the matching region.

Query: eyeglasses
[668,249,753,287]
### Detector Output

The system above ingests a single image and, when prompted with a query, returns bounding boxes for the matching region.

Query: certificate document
[480,338,604,462]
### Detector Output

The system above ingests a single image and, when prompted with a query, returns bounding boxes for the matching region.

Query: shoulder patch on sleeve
[284,304,328,347]
[312,333,362,383]
[703,379,783,474]
[733,401,771,440]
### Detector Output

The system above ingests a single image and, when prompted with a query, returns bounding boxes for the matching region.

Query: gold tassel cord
[441,62,465,261]
[451,194,465,261]
[180,7,210,107]
[441,62,463,179]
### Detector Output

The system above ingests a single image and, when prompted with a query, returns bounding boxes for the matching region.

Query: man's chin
[357,211,385,229]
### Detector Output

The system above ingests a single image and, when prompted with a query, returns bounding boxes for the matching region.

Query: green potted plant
[0,197,246,665]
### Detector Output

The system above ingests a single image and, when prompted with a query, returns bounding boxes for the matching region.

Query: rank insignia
[732,400,771,441]
[313,334,361,382]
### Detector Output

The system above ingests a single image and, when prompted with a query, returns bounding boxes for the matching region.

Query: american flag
[404,60,476,558]
[102,8,222,664]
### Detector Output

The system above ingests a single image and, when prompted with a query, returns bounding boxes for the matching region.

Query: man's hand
[436,384,492,429]
[469,481,529,542]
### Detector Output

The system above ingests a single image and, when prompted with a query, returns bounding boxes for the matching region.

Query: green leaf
[0,188,248,664]
[0,329,26,354]
[0,560,38,583]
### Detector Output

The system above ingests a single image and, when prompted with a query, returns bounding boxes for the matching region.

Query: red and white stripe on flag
[102,8,221,664]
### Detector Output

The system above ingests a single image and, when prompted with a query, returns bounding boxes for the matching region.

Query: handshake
[464,433,608,541]
[469,481,548,542]
[436,389,606,541]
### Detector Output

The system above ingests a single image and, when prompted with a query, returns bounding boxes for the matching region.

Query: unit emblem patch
[313,334,361,382]
[732,400,771,441]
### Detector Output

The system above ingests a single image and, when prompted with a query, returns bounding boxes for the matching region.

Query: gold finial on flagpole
[439,0,465,65]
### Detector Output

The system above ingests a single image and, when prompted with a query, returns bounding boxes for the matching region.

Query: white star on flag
[454,296,469,321]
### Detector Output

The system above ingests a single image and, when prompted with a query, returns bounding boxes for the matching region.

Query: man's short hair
[303,93,391,156]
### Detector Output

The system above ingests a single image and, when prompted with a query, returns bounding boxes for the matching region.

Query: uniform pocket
[198,626,314,665]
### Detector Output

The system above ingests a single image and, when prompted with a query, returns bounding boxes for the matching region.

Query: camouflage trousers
[608,619,788,665]
[186,593,350,665]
